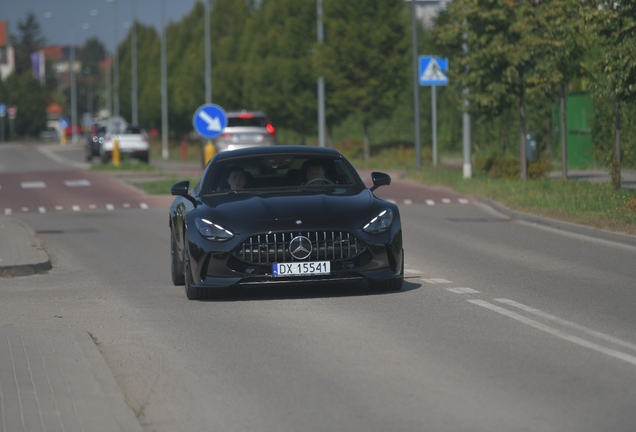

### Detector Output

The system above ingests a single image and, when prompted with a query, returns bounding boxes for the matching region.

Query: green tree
[243,0,318,142]
[435,0,549,180]
[318,0,408,159]
[585,0,636,189]
[3,73,47,137]
[9,11,46,76]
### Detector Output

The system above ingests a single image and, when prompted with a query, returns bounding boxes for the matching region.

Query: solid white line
[494,298,636,352]
[72,205,80,212]
[426,200,435,206]
[38,207,46,214]
[447,287,480,294]
[469,300,636,367]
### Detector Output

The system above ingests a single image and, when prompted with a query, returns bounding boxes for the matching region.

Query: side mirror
[170,181,198,207]
[369,172,391,192]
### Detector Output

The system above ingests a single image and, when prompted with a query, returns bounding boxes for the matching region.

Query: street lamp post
[131,0,138,124]
[107,0,119,117]
[317,0,325,147]
[161,0,169,160]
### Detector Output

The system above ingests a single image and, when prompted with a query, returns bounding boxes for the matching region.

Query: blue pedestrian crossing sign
[193,103,228,139]
[419,56,448,86]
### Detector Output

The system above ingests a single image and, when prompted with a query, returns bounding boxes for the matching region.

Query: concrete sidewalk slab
[0,216,51,277]
[0,327,144,432]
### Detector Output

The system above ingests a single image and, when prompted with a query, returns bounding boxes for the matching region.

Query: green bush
[474,154,552,179]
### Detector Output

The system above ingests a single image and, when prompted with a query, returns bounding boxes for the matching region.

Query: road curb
[477,195,636,248]
[0,216,52,277]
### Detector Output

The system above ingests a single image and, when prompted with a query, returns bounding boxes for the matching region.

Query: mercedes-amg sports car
[169,146,403,300]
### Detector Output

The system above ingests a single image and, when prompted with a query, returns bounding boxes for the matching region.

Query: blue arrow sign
[419,56,449,86]
[193,103,228,139]
[58,118,69,129]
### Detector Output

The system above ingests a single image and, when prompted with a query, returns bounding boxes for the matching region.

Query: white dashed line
[447,287,480,294]
[458,198,469,204]
[89,204,97,209]
[442,198,451,204]
[21,181,46,189]
[420,278,453,284]
[38,206,46,214]
[140,203,149,209]
[72,205,80,211]
[4,208,11,215]
[55,206,63,211]
[404,199,412,205]
[123,203,131,208]
[65,179,92,187]
[426,200,435,206]
[468,299,636,367]
[106,204,114,211]
[21,207,28,212]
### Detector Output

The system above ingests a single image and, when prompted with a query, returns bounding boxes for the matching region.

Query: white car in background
[100,123,150,164]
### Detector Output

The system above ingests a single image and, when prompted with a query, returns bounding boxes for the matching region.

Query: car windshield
[125,125,143,134]
[202,155,362,194]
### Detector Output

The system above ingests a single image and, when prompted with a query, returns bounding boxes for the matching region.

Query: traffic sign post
[193,103,227,166]
[419,56,448,167]
[0,104,5,142]
[7,105,16,140]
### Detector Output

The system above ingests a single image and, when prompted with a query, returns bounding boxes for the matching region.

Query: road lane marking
[55,206,63,211]
[494,298,636,352]
[21,181,46,189]
[459,198,469,204]
[4,208,11,215]
[72,205,80,211]
[140,203,149,209]
[64,179,92,187]
[38,207,46,213]
[468,300,636,367]
[447,287,480,294]
[442,198,451,204]
[21,207,28,212]
[123,203,131,208]
[404,199,413,205]
[426,200,435,206]
[106,204,114,211]
[421,278,453,284]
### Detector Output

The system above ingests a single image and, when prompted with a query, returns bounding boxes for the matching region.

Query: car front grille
[235,231,366,264]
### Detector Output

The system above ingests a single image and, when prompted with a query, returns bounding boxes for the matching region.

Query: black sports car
[169,146,403,300]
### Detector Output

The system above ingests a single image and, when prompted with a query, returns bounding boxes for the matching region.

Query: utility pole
[411,0,421,168]
[131,0,138,124]
[161,0,169,160]
[317,0,326,147]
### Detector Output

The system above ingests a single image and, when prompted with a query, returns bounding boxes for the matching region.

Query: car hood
[198,189,380,231]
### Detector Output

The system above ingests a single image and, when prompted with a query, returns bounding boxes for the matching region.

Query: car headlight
[195,218,234,241]
[362,209,393,234]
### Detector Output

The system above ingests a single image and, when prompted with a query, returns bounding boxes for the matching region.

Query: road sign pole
[432,85,437,167]
[411,0,421,169]
[0,117,4,142]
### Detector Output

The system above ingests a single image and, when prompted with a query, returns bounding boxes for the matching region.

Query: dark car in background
[169,146,403,300]
[85,125,106,161]
[213,110,277,152]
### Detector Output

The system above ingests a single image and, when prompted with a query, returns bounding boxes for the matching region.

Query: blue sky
[1,0,202,52]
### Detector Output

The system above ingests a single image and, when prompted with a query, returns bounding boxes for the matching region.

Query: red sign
[7,105,16,119]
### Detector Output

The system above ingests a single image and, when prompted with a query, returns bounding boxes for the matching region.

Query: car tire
[171,228,185,286]
[183,234,204,300]
[368,252,404,292]
[139,154,149,164]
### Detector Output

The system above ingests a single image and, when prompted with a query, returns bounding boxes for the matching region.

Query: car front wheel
[183,235,204,300]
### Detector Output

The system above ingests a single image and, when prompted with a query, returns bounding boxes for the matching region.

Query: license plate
[272,261,330,277]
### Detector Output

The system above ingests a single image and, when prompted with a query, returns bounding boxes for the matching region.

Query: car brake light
[222,133,232,138]
[237,113,254,119]
[266,123,276,136]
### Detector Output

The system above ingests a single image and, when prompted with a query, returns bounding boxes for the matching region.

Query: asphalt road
[2,142,636,431]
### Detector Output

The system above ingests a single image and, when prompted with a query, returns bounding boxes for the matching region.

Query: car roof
[211,145,343,161]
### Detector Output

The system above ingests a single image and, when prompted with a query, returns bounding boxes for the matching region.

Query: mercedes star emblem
[289,236,312,260]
